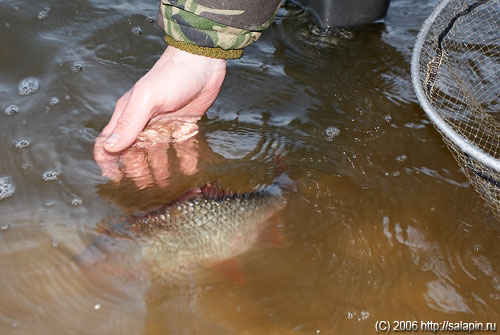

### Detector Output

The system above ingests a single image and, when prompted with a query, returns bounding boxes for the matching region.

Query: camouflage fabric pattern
[161,0,282,30]
[158,0,281,51]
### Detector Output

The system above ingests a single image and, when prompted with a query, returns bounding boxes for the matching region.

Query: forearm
[157,0,282,59]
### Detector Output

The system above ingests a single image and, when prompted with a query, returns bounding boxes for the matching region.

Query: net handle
[411,0,500,173]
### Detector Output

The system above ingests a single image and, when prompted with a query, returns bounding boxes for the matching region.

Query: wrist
[158,45,226,77]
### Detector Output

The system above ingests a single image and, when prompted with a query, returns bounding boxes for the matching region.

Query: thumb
[103,101,152,152]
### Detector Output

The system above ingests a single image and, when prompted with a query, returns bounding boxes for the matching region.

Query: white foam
[49,97,59,106]
[325,126,340,141]
[0,176,16,200]
[14,138,31,149]
[71,198,82,206]
[42,170,59,181]
[396,154,407,162]
[38,11,47,20]
[37,7,50,20]
[132,26,143,36]
[4,104,19,116]
[71,63,83,73]
[18,77,40,96]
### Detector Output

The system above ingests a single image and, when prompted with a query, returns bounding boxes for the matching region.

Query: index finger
[94,136,124,181]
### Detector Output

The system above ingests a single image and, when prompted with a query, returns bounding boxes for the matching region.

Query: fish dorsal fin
[174,187,204,203]
[172,182,228,203]
[200,182,229,199]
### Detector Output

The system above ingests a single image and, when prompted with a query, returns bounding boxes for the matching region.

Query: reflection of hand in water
[96,122,200,188]
[94,45,226,186]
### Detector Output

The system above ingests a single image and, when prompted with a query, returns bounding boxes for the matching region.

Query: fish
[76,171,291,282]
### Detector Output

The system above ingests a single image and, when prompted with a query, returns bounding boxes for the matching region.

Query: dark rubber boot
[294,0,391,29]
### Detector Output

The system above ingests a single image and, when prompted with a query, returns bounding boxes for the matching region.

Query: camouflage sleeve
[157,0,282,59]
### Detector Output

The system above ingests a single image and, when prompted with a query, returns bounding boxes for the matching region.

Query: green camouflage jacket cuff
[158,3,265,54]
[164,35,243,59]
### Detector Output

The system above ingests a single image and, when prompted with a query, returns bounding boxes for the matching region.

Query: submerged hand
[115,122,200,188]
[94,46,226,184]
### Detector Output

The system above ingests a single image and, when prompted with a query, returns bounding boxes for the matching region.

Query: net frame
[412,0,500,172]
[411,0,500,215]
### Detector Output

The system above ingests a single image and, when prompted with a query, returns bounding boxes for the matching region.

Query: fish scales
[129,185,286,279]
[77,181,288,282]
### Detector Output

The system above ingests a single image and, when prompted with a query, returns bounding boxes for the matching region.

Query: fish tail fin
[273,154,287,179]
[258,213,286,247]
[272,154,296,192]
[95,215,132,239]
[213,258,246,285]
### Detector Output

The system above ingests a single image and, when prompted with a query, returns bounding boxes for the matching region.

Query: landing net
[411,0,500,216]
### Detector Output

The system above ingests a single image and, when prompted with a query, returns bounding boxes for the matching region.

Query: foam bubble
[132,27,143,36]
[38,10,48,20]
[0,224,10,231]
[71,63,83,73]
[18,77,40,96]
[38,7,51,20]
[0,176,16,200]
[396,154,407,163]
[42,170,59,181]
[325,126,340,141]
[71,198,82,206]
[4,104,19,116]
[14,138,31,149]
[49,97,59,106]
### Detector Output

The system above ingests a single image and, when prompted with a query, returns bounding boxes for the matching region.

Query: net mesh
[412,0,500,216]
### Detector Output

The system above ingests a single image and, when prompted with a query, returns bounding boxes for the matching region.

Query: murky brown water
[1,0,500,334]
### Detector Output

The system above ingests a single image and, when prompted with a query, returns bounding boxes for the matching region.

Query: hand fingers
[93,92,132,181]
[93,137,124,181]
[171,122,199,142]
[120,147,154,189]
[174,137,199,176]
[147,146,170,188]
[103,89,154,153]
[99,91,131,140]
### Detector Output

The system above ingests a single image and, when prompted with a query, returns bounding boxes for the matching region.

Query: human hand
[94,46,226,185]
[107,121,200,189]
